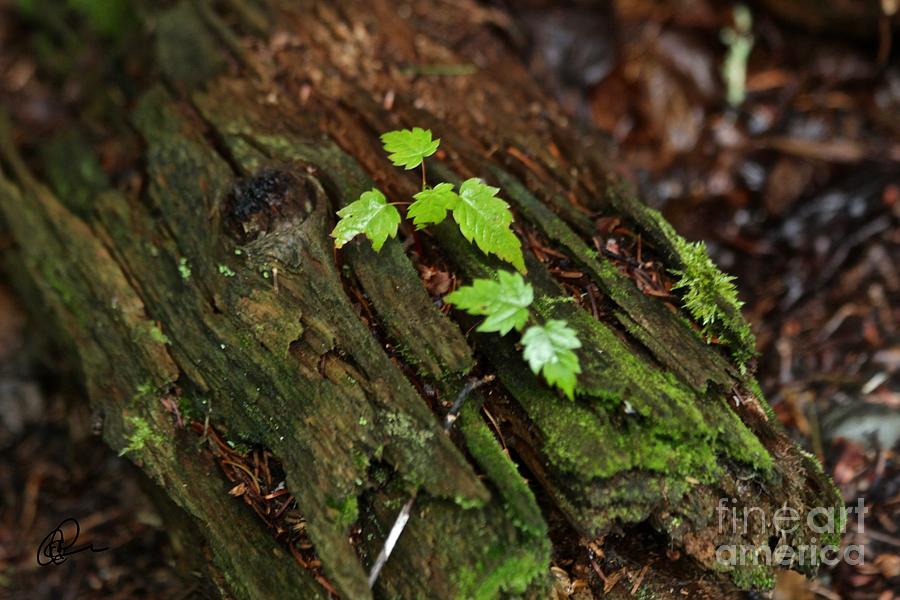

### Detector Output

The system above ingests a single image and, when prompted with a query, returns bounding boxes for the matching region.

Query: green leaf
[380,127,440,170]
[521,320,582,399]
[445,271,534,335]
[451,178,526,272]
[331,188,401,251]
[408,182,459,229]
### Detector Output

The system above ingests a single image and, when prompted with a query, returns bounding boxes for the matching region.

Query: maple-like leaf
[521,320,582,399]
[451,178,525,272]
[330,188,401,251]
[408,182,459,229]
[380,128,440,170]
[445,271,533,335]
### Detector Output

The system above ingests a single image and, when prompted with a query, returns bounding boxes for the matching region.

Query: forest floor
[0,1,897,598]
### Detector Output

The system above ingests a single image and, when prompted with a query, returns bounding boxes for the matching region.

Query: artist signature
[37,518,109,566]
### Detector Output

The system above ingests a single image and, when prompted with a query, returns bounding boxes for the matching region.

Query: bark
[0,1,840,598]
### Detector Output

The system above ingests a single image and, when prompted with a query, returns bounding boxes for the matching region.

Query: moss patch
[119,416,164,457]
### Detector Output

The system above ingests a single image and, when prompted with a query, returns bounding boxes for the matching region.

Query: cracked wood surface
[0,1,840,598]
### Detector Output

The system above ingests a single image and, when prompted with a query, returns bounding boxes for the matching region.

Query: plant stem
[420,162,427,190]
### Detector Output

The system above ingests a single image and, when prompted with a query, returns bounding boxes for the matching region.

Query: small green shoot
[331,128,525,272]
[721,4,754,108]
[446,272,581,398]
[218,264,236,277]
[408,182,458,229]
[670,239,755,367]
[331,188,402,251]
[144,322,170,345]
[380,127,440,170]
[445,271,533,335]
[331,128,576,395]
[452,178,525,272]
[521,320,582,400]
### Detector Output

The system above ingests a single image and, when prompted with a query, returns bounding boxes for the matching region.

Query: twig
[367,375,494,588]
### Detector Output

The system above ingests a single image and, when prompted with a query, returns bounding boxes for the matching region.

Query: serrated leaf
[445,271,534,335]
[380,127,440,170]
[408,182,459,229]
[521,320,582,399]
[331,188,401,251]
[451,178,526,273]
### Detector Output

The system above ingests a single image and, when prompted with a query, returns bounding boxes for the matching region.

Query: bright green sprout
[331,128,580,395]
[721,4,754,107]
[452,178,525,273]
[330,188,402,251]
[445,271,534,335]
[218,264,236,277]
[408,182,458,229]
[521,320,582,400]
[380,127,440,170]
[446,271,582,397]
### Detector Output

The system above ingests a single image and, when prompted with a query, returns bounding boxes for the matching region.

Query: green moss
[383,411,433,449]
[67,0,134,37]
[602,183,756,370]
[177,395,199,421]
[458,402,546,538]
[145,321,171,345]
[118,416,163,457]
[454,542,548,600]
[745,377,778,423]
[669,239,755,368]
[178,257,192,280]
[326,495,359,531]
[730,563,775,591]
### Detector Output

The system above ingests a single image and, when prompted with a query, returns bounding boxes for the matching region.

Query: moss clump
[145,322,171,345]
[383,411,433,449]
[730,562,775,591]
[669,239,755,369]
[454,543,549,600]
[178,257,191,280]
[118,416,163,457]
[605,188,757,371]
[177,394,199,421]
[458,402,547,538]
[326,495,359,531]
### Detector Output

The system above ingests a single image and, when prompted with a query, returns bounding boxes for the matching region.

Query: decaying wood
[0,1,840,598]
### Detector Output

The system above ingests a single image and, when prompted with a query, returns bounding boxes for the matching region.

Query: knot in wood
[228,167,315,240]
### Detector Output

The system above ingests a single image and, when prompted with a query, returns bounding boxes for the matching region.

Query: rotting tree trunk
[0,1,840,598]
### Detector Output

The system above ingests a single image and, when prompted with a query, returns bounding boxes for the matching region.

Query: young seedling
[330,128,525,272]
[330,128,581,396]
[446,272,581,399]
